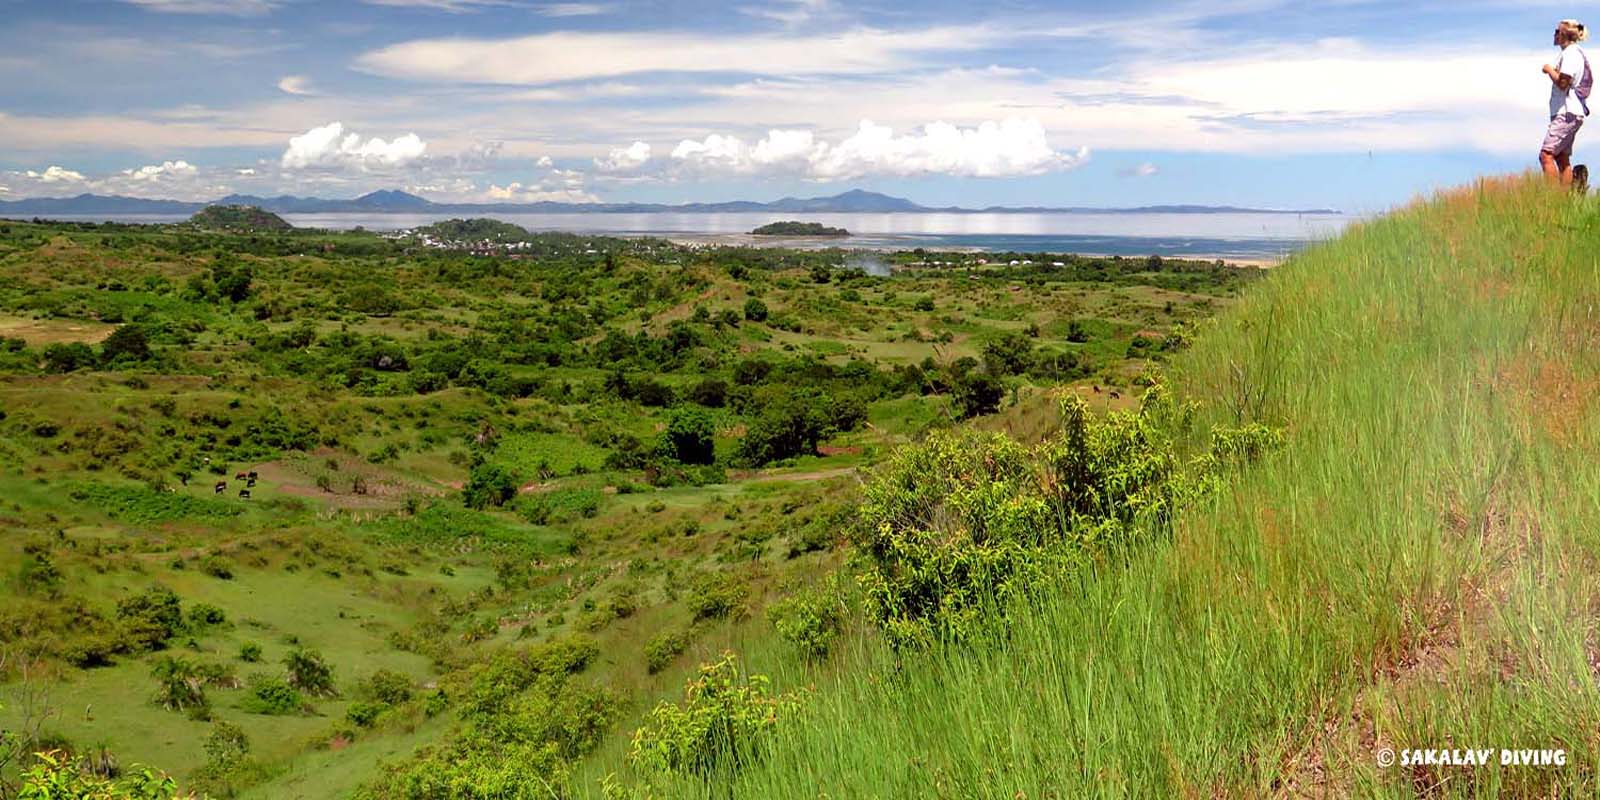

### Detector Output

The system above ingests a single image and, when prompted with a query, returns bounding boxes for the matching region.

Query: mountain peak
[353,189,432,209]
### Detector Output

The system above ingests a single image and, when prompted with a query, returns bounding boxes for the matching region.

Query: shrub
[100,325,152,364]
[853,394,1188,646]
[767,585,845,660]
[742,297,769,322]
[203,720,250,766]
[346,700,384,727]
[237,642,262,662]
[187,603,227,628]
[463,462,518,510]
[239,677,307,715]
[18,751,179,799]
[628,653,803,778]
[686,572,748,622]
[659,407,716,466]
[150,656,209,715]
[644,629,690,675]
[359,669,414,706]
[116,585,184,651]
[283,648,336,697]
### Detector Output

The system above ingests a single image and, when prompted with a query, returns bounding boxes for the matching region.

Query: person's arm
[1545,62,1575,89]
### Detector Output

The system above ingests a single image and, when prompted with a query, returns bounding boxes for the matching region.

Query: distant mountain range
[0,188,1340,217]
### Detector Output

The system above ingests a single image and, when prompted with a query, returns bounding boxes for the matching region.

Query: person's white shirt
[1551,43,1589,117]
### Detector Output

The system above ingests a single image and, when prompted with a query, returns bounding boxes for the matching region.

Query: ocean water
[36,210,1356,260]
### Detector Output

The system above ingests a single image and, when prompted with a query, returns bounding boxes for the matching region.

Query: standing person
[1541,19,1591,186]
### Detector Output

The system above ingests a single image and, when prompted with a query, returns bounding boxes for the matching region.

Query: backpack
[1577,48,1593,115]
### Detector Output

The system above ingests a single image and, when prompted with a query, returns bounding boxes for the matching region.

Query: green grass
[594,176,1600,798]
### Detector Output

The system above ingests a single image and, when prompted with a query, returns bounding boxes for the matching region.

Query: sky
[0,0,1583,212]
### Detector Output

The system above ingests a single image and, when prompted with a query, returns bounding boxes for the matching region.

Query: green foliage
[149,656,208,715]
[750,221,849,236]
[283,648,336,698]
[70,483,241,524]
[767,583,846,660]
[518,486,602,525]
[359,669,415,706]
[236,642,262,662]
[239,676,307,715]
[742,297,769,322]
[116,586,183,652]
[100,325,152,365]
[463,462,518,510]
[951,371,1004,419]
[17,750,179,800]
[854,393,1187,646]
[628,653,804,779]
[643,629,691,675]
[658,407,717,465]
[686,572,748,622]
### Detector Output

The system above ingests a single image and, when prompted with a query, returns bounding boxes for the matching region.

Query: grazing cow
[238,488,251,499]
[235,471,247,480]
[1093,385,1101,394]
[214,481,227,494]
[246,478,256,488]
[247,471,258,480]
[1109,390,1122,399]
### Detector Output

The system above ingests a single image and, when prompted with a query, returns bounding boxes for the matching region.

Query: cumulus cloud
[670,118,1085,180]
[594,141,652,172]
[277,75,317,96]
[1118,162,1158,178]
[281,122,427,170]
[26,165,87,183]
[124,160,199,181]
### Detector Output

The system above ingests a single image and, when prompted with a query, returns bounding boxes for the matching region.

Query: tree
[463,462,517,509]
[100,324,151,365]
[738,393,833,466]
[42,342,96,373]
[660,408,717,465]
[283,649,336,698]
[952,371,1005,418]
[211,259,253,303]
[982,331,1035,376]
[742,297,769,322]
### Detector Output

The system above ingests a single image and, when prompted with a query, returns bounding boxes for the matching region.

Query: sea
[36,210,1357,261]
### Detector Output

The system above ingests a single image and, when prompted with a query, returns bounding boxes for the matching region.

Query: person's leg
[1542,149,1561,181]
[1559,152,1574,185]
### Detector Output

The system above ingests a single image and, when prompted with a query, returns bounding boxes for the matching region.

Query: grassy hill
[188,205,293,233]
[0,216,1250,796]
[613,175,1600,797]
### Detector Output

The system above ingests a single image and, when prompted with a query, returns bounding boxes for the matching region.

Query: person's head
[1556,19,1588,46]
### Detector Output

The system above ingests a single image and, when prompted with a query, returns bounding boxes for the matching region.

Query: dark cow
[247,470,258,480]
[238,488,251,500]
[214,481,227,494]
[235,471,247,480]
[1109,390,1122,399]
[246,478,257,488]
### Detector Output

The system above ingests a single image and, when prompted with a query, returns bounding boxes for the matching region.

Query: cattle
[1092,385,1101,394]
[214,481,226,494]
[246,478,256,488]
[247,471,258,480]
[238,489,251,500]
[1109,390,1122,399]
[235,472,247,480]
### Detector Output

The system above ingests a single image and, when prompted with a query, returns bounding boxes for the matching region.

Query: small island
[751,220,850,237]
[187,204,293,232]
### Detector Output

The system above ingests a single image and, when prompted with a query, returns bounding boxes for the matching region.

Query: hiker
[1541,19,1591,186]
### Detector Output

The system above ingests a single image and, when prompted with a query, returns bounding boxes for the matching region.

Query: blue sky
[0,0,1577,211]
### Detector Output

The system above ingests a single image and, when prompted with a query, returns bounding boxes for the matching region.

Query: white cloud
[119,0,279,15]
[594,141,652,172]
[281,122,428,170]
[361,0,523,11]
[26,165,87,183]
[1119,162,1158,178]
[124,160,199,181]
[538,3,611,16]
[356,25,991,85]
[536,156,554,167]
[670,118,1086,180]
[277,75,317,96]
[739,0,830,26]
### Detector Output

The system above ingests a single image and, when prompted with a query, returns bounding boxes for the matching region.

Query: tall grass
[619,176,1600,797]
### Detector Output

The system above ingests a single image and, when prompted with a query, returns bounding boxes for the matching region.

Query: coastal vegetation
[750,221,849,237]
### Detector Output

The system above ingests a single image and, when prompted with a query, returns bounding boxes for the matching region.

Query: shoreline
[657,233,1284,267]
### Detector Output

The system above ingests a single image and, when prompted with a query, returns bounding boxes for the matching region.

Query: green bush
[187,603,227,628]
[767,584,845,660]
[346,700,384,727]
[686,572,748,622]
[237,642,263,662]
[116,585,184,652]
[853,393,1189,646]
[463,462,518,510]
[283,648,336,697]
[150,656,209,716]
[628,652,803,778]
[644,629,690,675]
[239,677,307,715]
[199,555,234,580]
[658,407,716,465]
[359,669,415,706]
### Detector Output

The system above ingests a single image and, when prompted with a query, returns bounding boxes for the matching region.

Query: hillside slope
[657,176,1600,797]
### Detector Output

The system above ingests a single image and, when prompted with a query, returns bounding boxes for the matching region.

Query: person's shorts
[1543,112,1585,157]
